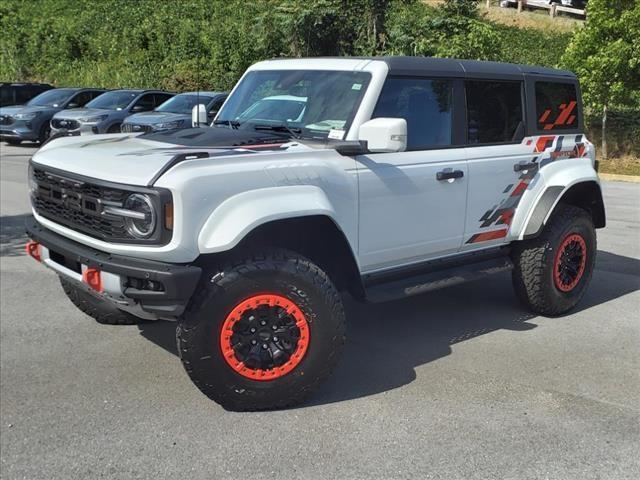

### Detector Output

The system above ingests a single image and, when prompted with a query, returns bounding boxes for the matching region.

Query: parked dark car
[0,88,106,144]
[50,89,174,136]
[0,82,54,107]
[121,91,227,133]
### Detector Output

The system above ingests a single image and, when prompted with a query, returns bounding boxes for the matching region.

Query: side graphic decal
[466,134,587,244]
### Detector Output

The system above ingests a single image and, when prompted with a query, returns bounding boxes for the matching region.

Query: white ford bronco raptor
[25,57,605,411]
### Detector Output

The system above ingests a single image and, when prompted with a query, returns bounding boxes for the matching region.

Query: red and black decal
[538,100,577,131]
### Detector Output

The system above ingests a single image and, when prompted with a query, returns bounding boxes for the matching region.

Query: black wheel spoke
[230,301,303,371]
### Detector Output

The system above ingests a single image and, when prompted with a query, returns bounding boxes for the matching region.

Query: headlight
[79,114,108,124]
[28,164,38,195]
[156,120,183,130]
[14,112,40,120]
[122,193,156,238]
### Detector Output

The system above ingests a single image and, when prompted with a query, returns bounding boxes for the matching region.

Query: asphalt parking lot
[1,141,639,480]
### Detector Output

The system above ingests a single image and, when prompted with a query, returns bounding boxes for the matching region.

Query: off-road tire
[511,204,596,316]
[60,277,142,325]
[177,249,346,411]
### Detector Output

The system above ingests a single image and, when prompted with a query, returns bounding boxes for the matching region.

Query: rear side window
[373,77,452,150]
[535,82,579,131]
[466,81,523,144]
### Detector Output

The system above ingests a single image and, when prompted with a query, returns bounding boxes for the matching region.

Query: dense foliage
[1,0,637,157]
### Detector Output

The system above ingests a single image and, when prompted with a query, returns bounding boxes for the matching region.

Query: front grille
[0,115,14,126]
[51,118,80,130]
[121,123,152,133]
[32,168,130,241]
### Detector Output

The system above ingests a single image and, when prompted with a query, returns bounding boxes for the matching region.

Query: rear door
[356,76,468,272]
[462,79,531,249]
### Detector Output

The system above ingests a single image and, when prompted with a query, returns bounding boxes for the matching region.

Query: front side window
[133,94,155,111]
[466,81,523,144]
[69,91,93,107]
[535,81,579,131]
[85,91,139,110]
[216,70,371,140]
[372,77,452,150]
[27,89,75,107]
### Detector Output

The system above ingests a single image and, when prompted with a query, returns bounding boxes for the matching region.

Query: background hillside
[1,0,637,171]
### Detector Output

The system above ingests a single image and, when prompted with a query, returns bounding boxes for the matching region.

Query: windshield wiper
[213,119,240,129]
[253,124,302,139]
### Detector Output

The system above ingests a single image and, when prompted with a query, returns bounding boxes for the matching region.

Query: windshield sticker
[328,129,345,140]
[351,83,362,91]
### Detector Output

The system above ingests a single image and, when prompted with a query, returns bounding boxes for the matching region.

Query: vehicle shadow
[133,249,639,406]
[0,214,30,257]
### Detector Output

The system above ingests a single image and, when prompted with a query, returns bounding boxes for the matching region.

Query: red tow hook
[25,241,42,262]
[82,267,103,293]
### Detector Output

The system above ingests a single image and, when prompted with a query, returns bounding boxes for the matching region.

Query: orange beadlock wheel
[219,294,310,381]
[553,233,587,292]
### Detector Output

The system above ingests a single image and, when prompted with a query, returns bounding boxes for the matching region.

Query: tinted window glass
[372,77,452,149]
[535,81,578,131]
[133,94,155,111]
[69,91,92,107]
[153,93,173,107]
[466,81,523,144]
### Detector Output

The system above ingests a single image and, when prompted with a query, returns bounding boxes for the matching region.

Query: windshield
[155,94,215,114]
[27,89,75,107]
[85,90,138,110]
[216,70,371,139]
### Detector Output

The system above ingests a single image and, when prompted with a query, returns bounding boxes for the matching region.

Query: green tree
[562,0,640,158]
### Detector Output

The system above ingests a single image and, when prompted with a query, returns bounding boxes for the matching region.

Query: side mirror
[358,118,407,153]
[66,102,79,109]
[192,104,207,127]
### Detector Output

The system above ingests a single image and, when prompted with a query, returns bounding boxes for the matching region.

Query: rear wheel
[107,123,121,133]
[511,204,596,316]
[60,278,143,325]
[177,249,346,411]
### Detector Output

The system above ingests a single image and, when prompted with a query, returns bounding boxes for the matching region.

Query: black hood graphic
[141,126,287,148]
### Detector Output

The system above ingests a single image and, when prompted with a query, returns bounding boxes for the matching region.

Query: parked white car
[26,57,604,411]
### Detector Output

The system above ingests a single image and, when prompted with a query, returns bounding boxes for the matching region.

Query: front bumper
[0,125,39,141]
[50,122,103,136]
[26,216,201,319]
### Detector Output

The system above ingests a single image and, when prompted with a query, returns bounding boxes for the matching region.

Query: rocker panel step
[364,257,513,303]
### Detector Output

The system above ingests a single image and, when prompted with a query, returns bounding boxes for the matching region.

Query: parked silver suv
[50,89,173,136]
[121,91,227,133]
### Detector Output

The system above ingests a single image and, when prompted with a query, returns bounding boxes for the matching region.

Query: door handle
[436,169,464,181]
[514,162,538,172]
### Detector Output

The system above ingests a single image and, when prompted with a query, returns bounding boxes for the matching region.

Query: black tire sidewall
[181,260,343,407]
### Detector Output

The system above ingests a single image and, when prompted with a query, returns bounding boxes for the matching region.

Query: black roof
[371,56,575,80]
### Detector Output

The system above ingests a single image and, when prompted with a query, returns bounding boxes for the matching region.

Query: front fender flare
[197,186,339,254]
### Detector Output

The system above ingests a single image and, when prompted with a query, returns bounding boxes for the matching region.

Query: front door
[356,76,468,273]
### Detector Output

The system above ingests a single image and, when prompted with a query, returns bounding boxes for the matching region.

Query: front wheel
[177,249,346,411]
[511,204,596,316]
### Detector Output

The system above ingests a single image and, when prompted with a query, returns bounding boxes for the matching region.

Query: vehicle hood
[0,105,54,116]
[30,127,304,186]
[123,111,189,126]
[53,108,113,120]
